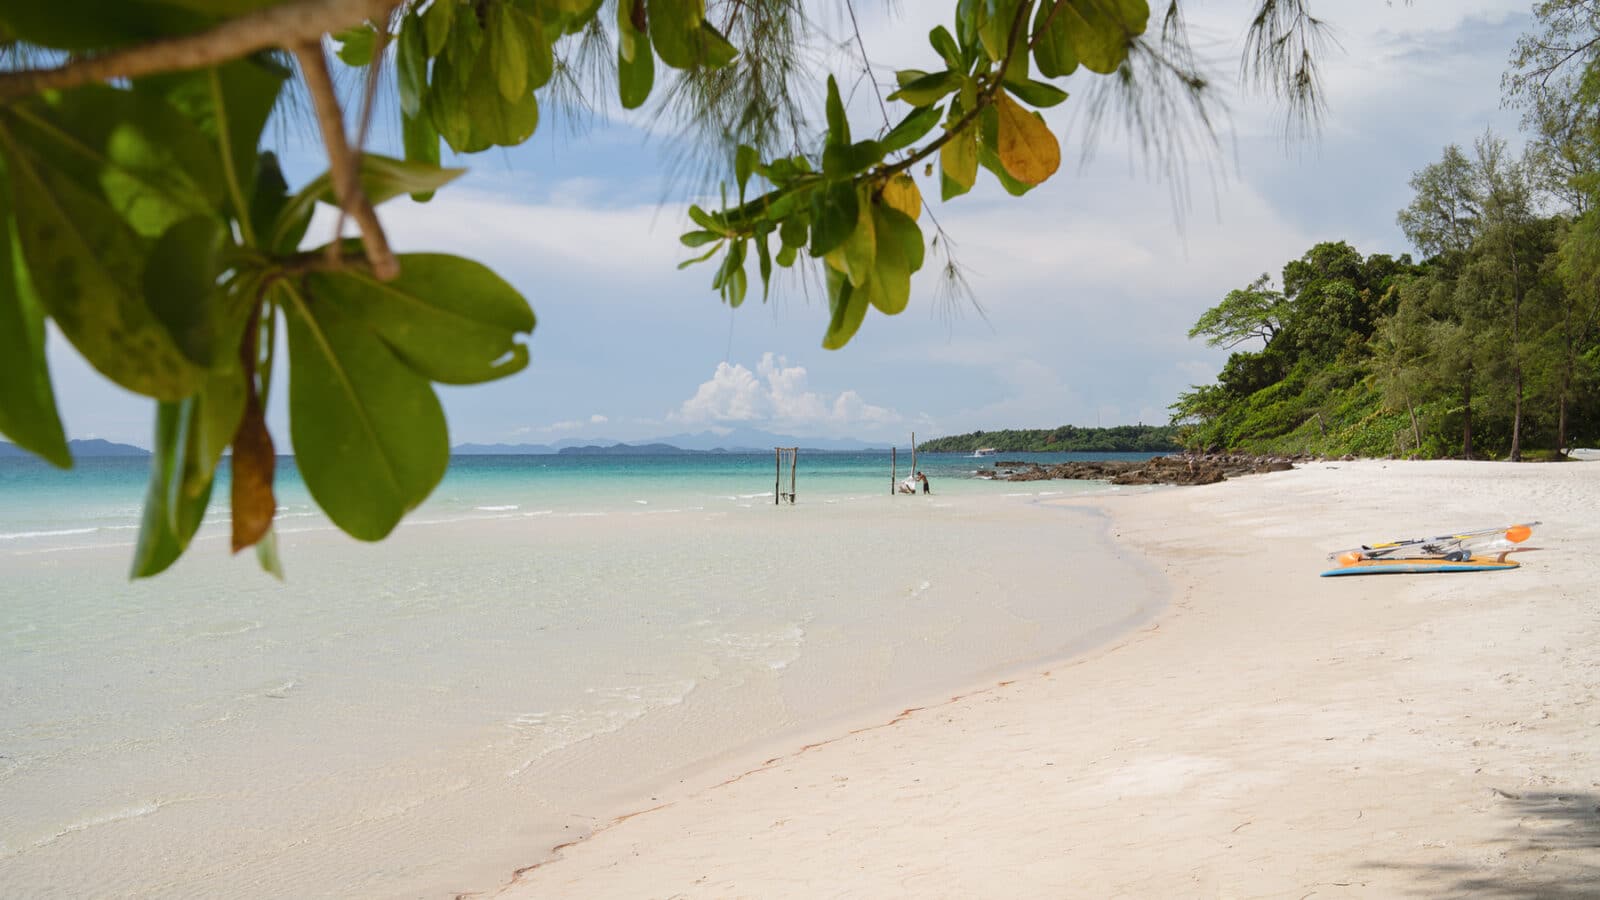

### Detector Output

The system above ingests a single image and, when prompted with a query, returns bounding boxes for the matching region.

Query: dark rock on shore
[974,453,1296,486]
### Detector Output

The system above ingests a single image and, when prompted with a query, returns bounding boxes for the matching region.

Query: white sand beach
[496,460,1600,898]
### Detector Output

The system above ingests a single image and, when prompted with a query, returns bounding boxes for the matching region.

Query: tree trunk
[1462,370,1474,459]
[1405,396,1422,454]
[1508,245,1523,462]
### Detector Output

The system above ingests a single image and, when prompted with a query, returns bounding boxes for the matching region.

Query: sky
[44,0,1535,448]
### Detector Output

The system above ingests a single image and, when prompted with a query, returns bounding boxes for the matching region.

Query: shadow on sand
[1367,790,1600,897]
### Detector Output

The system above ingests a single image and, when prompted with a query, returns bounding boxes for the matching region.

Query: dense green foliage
[1172,2,1600,460]
[918,425,1180,453]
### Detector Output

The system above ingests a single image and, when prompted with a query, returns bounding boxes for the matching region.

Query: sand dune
[494,459,1600,898]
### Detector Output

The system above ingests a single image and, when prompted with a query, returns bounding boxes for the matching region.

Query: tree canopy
[0,0,1363,575]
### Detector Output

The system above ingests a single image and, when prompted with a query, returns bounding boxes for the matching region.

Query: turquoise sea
[0,450,1161,547]
[0,451,1167,896]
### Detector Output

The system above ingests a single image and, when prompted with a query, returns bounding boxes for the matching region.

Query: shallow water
[0,453,1166,896]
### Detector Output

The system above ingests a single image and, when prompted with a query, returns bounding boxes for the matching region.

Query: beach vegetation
[917,424,1181,454]
[1174,1,1600,461]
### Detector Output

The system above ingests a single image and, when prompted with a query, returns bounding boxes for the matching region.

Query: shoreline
[497,459,1600,898]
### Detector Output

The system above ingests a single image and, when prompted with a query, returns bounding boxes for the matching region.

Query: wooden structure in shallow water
[775,448,797,504]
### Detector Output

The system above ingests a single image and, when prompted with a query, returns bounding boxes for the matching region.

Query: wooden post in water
[910,431,916,488]
[775,447,797,504]
[891,447,897,495]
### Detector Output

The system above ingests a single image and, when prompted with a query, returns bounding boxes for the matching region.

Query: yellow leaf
[995,93,1060,186]
[880,173,922,221]
[940,123,978,198]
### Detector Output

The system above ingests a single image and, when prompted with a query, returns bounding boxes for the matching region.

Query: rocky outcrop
[974,454,1298,486]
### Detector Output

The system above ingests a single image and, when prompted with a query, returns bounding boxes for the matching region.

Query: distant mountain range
[0,439,150,458]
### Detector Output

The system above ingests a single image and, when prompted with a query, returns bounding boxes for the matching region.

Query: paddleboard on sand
[1321,557,1521,577]
[1322,522,1539,577]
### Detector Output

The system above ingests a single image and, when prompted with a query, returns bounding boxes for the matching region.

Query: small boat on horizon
[972,447,998,458]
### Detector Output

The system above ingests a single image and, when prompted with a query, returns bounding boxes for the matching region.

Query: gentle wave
[0,527,100,541]
[475,505,519,512]
[504,678,698,777]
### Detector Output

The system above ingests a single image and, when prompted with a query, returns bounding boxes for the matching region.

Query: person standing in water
[917,471,931,494]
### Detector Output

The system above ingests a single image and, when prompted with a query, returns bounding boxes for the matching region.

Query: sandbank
[492,459,1600,898]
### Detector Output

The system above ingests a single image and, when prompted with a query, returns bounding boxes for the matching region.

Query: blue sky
[45,0,1532,448]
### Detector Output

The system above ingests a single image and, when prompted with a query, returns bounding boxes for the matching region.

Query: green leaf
[1031,0,1080,77]
[139,59,287,235]
[282,284,449,542]
[647,0,705,69]
[1003,76,1069,108]
[688,204,724,233]
[868,204,922,315]
[334,24,378,67]
[398,12,429,119]
[423,0,456,57]
[880,105,944,154]
[401,111,442,200]
[955,0,982,58]
[678,243,723,269]
[822,139,884,178]
[700,21,738,68]
[776,244,797,268]
[979,0,1028,62]
[681,230,722,248]
[272,155,464,251]
[825,75,850,149]
[809,180,859,258]
[130,397,219,579]
[0,122,202,401]
[824,187,875,288]
[930,26,963,70]
[718,242,748,307]
[7,87,224,239]
[822,266,868,350]
[142,215,230,367]
[0,2,211,52]
[617,0,654,108]
[735,144,758,200]
[618,32,656,108]
[525,14,556,90]
[779,216,808,250]
[888,69,963,108]
[0,165,70,468]
[755,230,772,300]
[940,121,979,200]
[250,152,298,250]
[1058,0,1147,74]
[494,2,531,102]
[304,252,536,385]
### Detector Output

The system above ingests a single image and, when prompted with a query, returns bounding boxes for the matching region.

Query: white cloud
[671,353,900,434]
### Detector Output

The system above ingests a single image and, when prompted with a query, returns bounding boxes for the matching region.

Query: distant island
[558,442,699,456]
[918,425,1182,454]
[0,438,150,458]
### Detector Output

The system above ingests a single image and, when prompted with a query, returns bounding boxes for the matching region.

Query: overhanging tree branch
[291,40,399,281]
[0,0,400,102]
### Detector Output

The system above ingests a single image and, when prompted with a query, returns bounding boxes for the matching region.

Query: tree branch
[0,0,400,103]
[291,41,399,281]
